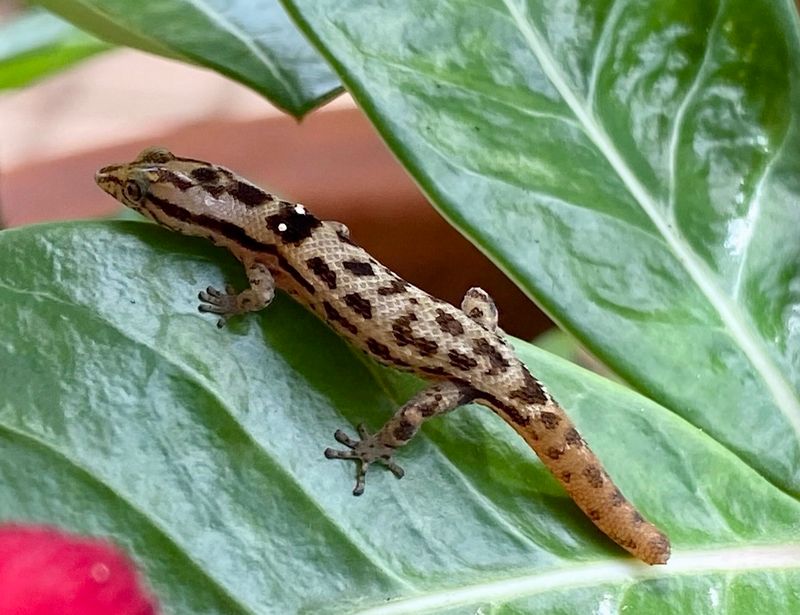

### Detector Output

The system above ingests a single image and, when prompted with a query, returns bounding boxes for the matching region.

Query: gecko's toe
[324,447,356,460]
[333,429,359,449]
[352,470,368,496]
[381,458,405,479]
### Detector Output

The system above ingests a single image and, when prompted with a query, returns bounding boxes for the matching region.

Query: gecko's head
[94,146,258,234]
[96,147,178,218]
[96,147,320,249]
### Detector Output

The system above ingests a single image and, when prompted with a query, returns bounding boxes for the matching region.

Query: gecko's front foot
[324,423,405,496]
[198,285,243,328]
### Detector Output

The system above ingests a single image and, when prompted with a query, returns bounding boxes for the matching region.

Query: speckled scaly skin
[95,147,670,564]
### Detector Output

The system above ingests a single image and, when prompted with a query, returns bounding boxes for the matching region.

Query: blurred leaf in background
[0,9,109,90]
[34,0,343,116]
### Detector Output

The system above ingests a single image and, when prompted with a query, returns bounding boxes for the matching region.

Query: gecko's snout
[94,164,151,215]
[94,165,123,195]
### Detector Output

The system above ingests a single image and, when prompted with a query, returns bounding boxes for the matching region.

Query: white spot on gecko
[294,204,306,215]
[278,223,288,232]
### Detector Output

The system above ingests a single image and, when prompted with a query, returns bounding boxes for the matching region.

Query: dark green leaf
[0,10,109,90]
[283,0,800,499]
[34,0,342,116]
[1,222,798,612]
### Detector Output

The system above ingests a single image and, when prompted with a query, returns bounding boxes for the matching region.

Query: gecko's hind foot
[324,423,405,496]
[198,285,240,328]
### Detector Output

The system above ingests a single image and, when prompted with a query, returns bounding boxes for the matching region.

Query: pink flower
[0,524,159,615]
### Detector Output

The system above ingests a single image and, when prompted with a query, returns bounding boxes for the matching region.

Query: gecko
[95,147,670,565]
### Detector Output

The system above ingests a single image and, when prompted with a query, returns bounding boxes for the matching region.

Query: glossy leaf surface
[34,0,341,116]
[0,222,798,613]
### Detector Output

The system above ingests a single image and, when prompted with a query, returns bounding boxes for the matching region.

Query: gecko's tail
[482,395,670,565]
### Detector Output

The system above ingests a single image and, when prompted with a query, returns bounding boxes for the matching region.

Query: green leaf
[1,222,799,613]
[282,0,800,498]
[34,0,342,116]
[0,10,109,90]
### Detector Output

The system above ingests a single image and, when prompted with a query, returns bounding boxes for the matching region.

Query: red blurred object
[0,524,158,615]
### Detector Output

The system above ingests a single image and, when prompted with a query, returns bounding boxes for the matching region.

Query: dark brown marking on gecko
[631,511,645,526]
[306,257,337,290]
[277,256,316,295]
[99,174,123,188]
[190,167,220,183]
[503,405,531,427]
[650,535,670,554]
[435,309,464,336]
[418,402,438,417]
[377,280,407,295]
[564,427,584,447]
[582,465,605,488]
[538,410,561,430]
[468,307,484,319]
[546,446,563,460]
[266,207,322,244]
[413,337,439,357]
[610,488,626,506]
[322,301,357,335]
[366,338,393,361]
[206,184,226,199]
[421,365,449,377]
[344,292,373,319]
[561,471,572,483]
[158,169,194,191]
[589,509,602,521]
[474,390,531,427]
[508,370,548,405]
[447,349,478,371]
[342,261,375,276]
[391,313,418,346]
[229,180,268,207]
[472,338,510,373]
[392,420,416,442]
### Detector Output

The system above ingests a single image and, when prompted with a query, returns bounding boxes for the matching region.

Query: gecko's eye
[123,179,145,204]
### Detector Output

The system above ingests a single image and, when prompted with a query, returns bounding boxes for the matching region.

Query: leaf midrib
[351,543,800,615]
[500,0,800,442]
